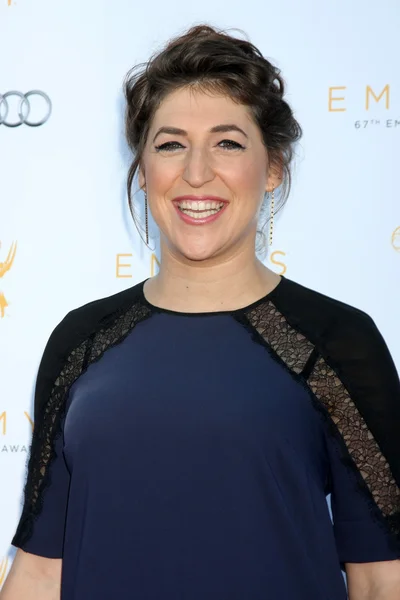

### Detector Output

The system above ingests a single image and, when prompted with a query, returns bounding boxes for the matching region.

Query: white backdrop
[1,0,399,588]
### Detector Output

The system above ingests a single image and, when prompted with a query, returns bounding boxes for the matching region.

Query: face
[138,86,281,262]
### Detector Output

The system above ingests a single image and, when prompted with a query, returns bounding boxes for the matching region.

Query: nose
[182,147,215,188]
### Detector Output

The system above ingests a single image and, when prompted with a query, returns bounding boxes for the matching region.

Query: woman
[2,24,400,600]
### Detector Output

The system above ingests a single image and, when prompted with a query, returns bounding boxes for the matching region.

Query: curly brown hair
[123,23,302,255]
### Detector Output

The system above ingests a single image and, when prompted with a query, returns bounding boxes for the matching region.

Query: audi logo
[0,90,52,127]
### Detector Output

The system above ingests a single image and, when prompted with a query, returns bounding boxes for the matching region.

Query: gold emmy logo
[116,253,133,278]
[115,253,160,278]
[0,557,9,588]
[329,84,390,111]
[269,250,287,275]
[0,241,17,318]
[392,227,400,252]
[150,254,160,276]
[115,252,285,276]
[0,411,33,436]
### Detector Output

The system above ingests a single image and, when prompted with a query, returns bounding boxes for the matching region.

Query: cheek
[224,157,266,197]
[145,156,177,191]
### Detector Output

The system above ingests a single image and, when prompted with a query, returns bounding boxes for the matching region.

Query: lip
[172,195,229,203]
[172,195,229,226]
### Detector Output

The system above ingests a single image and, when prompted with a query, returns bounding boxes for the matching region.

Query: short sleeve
[11,312,78,558]
[324,426,400,566]
[12,418,71,558]
[315,310,400,566]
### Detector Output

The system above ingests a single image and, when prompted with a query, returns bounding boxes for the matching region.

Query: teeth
[180,208,222,219]
[178,200,225,211]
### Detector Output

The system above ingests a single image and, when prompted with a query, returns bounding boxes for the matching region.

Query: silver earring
[144,191,149,245]
[269,188,275,247]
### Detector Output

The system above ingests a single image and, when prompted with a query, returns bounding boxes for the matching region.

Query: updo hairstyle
[123,24,302,254]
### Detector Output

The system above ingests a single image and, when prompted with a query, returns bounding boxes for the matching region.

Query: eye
[154,139,245,152]
[218,139,245,150]
[154,141,183,152]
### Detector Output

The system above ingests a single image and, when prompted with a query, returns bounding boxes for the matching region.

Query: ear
[266,159,283,193]
[138,165,146,192]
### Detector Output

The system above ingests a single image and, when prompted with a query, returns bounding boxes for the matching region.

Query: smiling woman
[123,25,302,262]
[3,23,400,600]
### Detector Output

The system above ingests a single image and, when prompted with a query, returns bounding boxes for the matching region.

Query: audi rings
[0,90,52,127]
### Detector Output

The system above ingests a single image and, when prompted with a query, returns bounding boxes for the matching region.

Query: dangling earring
[144,191,149,245]
[269,188,275,247]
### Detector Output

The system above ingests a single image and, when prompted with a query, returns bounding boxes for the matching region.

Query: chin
[180,249,216,263]
[174,241,220,263]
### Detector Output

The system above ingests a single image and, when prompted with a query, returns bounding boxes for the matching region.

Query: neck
[143,243,281,313]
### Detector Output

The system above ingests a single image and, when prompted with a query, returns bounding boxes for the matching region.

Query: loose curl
[123,23,303,255]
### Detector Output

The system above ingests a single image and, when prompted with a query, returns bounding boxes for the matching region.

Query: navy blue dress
[11,275,400,599]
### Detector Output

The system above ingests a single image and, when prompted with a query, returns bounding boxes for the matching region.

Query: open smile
[172,197,229,225]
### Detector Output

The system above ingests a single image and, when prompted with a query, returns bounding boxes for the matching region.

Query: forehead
[151,86,254,128]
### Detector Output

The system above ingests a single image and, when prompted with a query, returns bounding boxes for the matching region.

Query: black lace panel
[308,355,400,531]
[243,300,400,550]
[13,301,152,547]
[244,301,315,374]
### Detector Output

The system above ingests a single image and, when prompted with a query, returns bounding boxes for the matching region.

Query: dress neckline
[139,275,285,317]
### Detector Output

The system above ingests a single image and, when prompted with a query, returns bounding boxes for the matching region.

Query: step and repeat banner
[0,0,399,588]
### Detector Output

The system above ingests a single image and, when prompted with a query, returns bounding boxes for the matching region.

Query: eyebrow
[152,124,249,143]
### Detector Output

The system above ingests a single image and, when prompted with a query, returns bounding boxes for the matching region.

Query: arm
[2,313,77,599]
[346,559,400,600]
[0,549,61,600]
